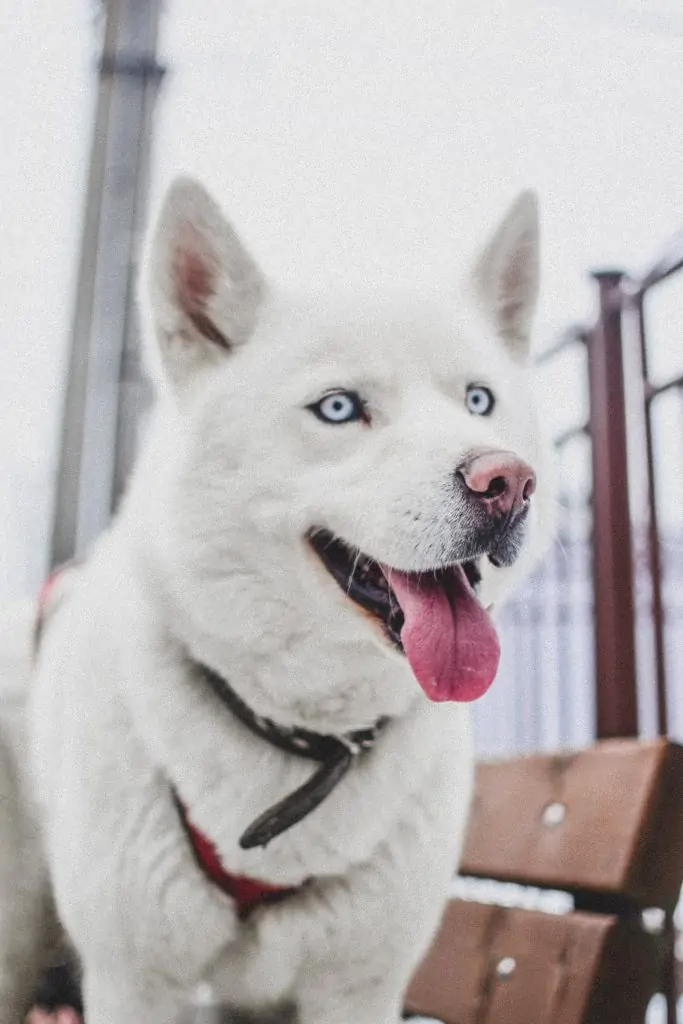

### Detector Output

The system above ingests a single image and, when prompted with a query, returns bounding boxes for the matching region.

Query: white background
[1,0,682,584]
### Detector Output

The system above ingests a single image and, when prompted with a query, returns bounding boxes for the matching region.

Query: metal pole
[49,0,165,568]
[632,295,668,737]
[587,270,638,738]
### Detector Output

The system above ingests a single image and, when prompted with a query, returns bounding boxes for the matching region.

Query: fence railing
[621,239,683,739]
[479,226,683,760]
[474,228,683,1024]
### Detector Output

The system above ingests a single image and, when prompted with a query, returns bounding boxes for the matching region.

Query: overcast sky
[1,0,683,599]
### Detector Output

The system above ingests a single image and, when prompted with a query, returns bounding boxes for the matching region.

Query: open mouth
[308,529,500,703]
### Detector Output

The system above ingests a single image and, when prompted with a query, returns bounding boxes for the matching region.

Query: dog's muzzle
[456,449,536,568]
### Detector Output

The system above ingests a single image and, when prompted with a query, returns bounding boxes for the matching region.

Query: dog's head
[139,178,555,721]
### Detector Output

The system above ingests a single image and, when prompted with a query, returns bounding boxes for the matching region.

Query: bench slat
[405,899,659,1024]
[460,738,683,907]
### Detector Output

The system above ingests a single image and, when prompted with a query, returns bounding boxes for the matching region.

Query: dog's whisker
[346,548,364,596]
[382,566,399,615]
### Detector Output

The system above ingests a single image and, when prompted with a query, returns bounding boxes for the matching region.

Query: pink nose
[460,451,536,518]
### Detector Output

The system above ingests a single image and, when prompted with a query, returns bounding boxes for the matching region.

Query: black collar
[195,660,388,849]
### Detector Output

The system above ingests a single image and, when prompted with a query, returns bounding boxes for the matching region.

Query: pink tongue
[384,565,500,702]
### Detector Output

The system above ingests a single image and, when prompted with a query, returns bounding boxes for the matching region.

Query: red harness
[175,800,299,918]
[35,565,299,919]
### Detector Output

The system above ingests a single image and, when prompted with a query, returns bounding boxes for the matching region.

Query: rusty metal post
[586,271,638,738]
[632,295,668,738]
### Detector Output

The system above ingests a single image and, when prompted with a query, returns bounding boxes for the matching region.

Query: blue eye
[466,384,495,416]
[309,391,367,425]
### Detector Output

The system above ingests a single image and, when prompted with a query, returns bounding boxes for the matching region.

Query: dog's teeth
[486,603,494,613]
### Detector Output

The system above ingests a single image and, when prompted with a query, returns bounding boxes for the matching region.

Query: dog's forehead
[261,291,492,381]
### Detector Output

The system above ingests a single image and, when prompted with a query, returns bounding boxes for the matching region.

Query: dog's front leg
[50,785,243,1024]
[287,860,450,1024]
[206,835,448,1024]
[290,849,450,1024]
[296,976,405,1024]
[74,859,240,1024]
[79,961,191,1024]
[230,752,469,1024]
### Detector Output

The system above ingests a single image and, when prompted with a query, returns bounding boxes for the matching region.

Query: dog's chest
[174,718,434,883]
[34,573,465,888]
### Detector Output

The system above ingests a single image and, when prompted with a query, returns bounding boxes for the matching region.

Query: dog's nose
[459,452,536,518]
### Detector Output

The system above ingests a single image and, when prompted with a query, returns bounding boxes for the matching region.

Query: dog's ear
[469,190,540,362]
[147,177,265,389]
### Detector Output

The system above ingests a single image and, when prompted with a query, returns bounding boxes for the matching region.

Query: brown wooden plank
[460,739,683,908]
[405,899,659,1024]
[631,740,683,908]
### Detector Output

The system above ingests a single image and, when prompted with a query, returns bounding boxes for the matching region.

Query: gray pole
[50,0,165,568]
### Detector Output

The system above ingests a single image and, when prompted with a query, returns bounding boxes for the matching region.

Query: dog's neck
[121,487,420,734]
[173,609,415,733]
[188,657,389,848]
[136,574,417,736]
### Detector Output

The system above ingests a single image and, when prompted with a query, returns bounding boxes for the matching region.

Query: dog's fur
[0,180,554,1024]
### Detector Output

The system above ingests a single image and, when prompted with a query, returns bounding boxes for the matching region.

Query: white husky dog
[0,179,554,1024]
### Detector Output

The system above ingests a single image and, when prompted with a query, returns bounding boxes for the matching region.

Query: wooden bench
[405,738,683,1024]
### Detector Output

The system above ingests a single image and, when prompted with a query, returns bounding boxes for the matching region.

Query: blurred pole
[49,0,165,568]
[587,270,638,738]
[632,293,668,738]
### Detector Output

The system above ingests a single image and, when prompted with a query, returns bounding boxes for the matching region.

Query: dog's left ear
[147,176,265,390]
[469,190,540,362]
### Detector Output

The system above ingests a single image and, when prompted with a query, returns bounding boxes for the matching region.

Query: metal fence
[471,232,683,1024]
[476,234,683,759]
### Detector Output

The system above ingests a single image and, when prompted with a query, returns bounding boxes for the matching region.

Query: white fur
[0,180,554,1024]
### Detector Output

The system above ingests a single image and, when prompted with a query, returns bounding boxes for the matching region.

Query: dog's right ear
[147,177,265,391]
[468,189,540,363]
